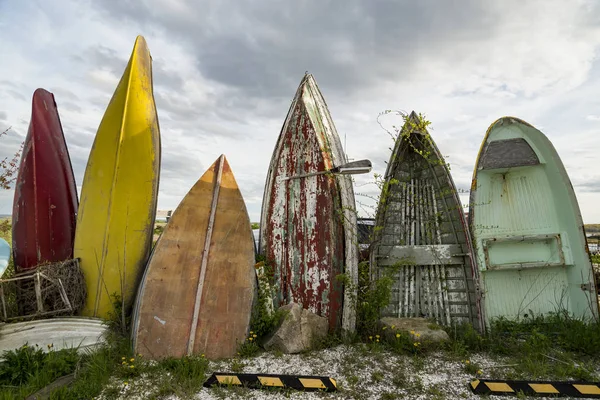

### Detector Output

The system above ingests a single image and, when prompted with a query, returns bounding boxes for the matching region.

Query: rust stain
[260,75,349,331]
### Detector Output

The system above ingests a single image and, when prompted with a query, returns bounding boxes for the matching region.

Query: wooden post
[35,272,44,313]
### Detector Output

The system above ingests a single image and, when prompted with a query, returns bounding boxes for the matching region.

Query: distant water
[0,215,10,219]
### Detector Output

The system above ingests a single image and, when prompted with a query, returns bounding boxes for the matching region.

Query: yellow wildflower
[375,335,380,338]
[382,326,387,330]
[413,342,418,347]
[369,336,373,340]
[130,365,134,369]
[396,333,400,338]
[124,382,128,386]
[130,358,135,362]
[253,334,257,338]
[202,354,205,358]
[465,360,470,364]
[415,333,421,338]
[391,325,395,329]
[249,337,253,341]
[410,330,415,335]
[477,370,483,375]
[122,357,126,360]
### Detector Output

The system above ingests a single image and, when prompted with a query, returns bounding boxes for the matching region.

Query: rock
[263,303,328,354]
[379,317,450,343]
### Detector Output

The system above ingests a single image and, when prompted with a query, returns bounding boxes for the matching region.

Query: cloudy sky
[1,0,600,223]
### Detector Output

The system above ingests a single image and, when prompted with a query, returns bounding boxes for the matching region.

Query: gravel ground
[100,344,597,400]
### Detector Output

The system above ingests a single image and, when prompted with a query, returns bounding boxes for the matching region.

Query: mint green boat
[469,117,598,325]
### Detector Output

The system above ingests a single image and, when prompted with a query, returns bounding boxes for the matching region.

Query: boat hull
[371,112,481,330]
[74,36,161,319]
[0,317,107,357]
[258,74,357,333]
[469,117,598,325]
[0,238,9,277]
[132,155,256,360]
[12,89,78,271]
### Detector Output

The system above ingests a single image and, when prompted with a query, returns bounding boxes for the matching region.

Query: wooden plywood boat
[370,112,481,329]
[259,73,358,333]
[74,35,160,319]
[12,89,78,271]
[132,155,256,360]
[469,117,599,324]
[0,317,107,356]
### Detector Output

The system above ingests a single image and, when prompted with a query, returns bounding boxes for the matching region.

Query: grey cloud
[4,89,27,102]
[92,0,494,99]
[576,179,600,193]
[0,111,6,121]
[75,45,127,77]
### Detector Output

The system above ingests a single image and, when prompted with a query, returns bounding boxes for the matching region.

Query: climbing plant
[0,127,23,191]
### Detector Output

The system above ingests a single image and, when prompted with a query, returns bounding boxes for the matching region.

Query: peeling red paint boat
[259,74,358,333]
[12,89,78,271]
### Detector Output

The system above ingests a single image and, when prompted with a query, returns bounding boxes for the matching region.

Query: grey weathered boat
[0,317,107,357]
[370,112,482,329]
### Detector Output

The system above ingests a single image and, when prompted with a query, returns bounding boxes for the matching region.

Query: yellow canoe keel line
[74,35,161,319]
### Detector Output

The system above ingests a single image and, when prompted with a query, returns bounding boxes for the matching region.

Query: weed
[250,256,287,341]
[236,331,260,358]
[461,359,483,376]
[230,358,245,373]
[370,370,384,383]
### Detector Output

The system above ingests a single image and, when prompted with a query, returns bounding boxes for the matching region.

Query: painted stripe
[299,378,326,389]
[574,384,600,395]
[470,379,480,389]
[528,383,559,394]
[216,375,242,385]
[258,377,284,387]
[485,382,514,392]
[187,155,225,355]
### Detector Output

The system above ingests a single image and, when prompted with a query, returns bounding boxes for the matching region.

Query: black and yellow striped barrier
[203,372,337,392]
[470,379,600,397]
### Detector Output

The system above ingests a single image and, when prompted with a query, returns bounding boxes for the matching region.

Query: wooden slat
[377,244,464,266]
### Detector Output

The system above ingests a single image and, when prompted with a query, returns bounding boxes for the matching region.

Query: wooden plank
[187,155,224,355]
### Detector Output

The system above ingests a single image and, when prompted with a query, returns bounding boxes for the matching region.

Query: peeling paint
[259,74,357,333]
[153,315,166,325]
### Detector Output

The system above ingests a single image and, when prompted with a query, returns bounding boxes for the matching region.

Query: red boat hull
[12,89,78,271]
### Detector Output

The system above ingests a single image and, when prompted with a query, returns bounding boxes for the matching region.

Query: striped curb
[470,379,600,397]
[203,372,337,392]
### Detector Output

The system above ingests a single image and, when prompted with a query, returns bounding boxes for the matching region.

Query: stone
[379,317,450,343]
[263,303,328,354]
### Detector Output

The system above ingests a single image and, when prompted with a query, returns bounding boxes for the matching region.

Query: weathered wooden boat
[370,111,481,329]
[12,89,78,272]
[132,155,256,360]
[0,238,9,278]
[74,35,160,319]
[258,73,358,333]
[0,317,107,356]
[469,116,599,324]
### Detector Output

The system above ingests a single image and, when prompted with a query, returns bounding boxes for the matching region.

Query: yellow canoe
[74,35,161,319]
